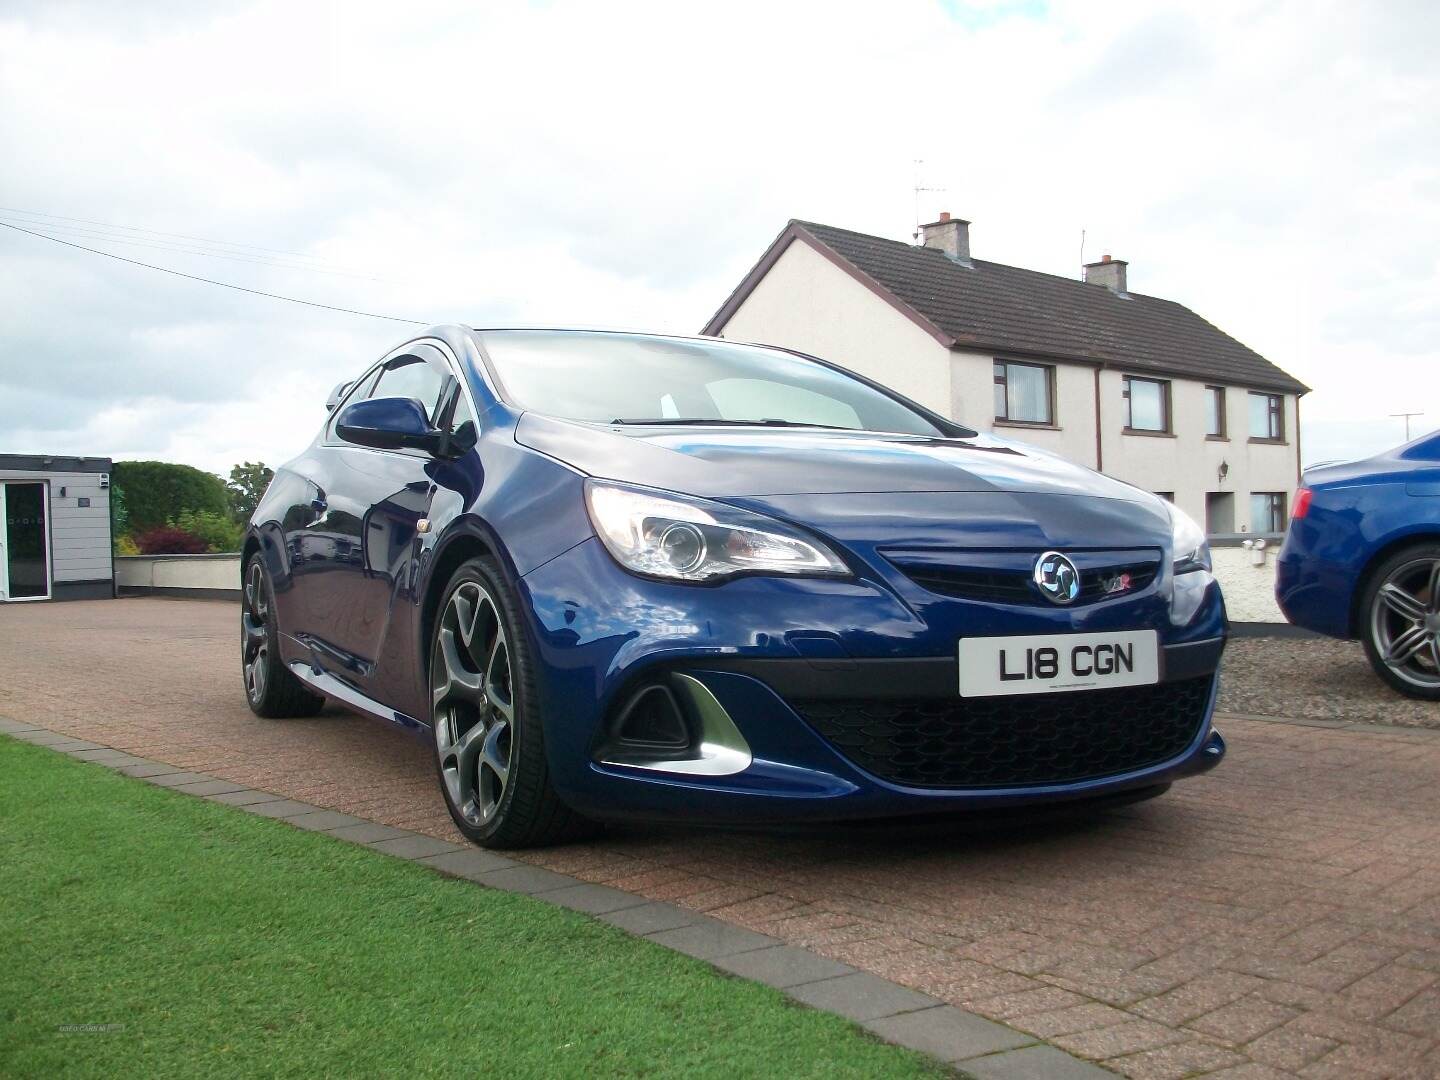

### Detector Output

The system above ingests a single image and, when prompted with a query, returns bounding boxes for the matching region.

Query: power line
[0,219,427,326]
[0,204,365,268]
[0,205,388,281]
[0,216,386,280]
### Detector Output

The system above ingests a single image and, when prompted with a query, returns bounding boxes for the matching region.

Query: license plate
[958,630,1159,698]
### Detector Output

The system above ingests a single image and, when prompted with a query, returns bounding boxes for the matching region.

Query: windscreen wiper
[608,417,853,430]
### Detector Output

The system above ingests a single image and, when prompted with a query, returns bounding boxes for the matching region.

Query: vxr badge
[1033,551,1081,605]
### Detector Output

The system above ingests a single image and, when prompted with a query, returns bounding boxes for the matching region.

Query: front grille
[901,561,1157,606]
[791,676,1212,789]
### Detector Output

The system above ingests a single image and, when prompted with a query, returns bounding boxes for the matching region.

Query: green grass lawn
[0,737,945,1079]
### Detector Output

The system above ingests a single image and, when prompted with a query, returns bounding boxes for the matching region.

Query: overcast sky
[2,0,1436,477]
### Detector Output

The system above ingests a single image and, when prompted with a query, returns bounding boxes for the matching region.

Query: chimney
[1084,253,1128,294]
[919,211,971,265]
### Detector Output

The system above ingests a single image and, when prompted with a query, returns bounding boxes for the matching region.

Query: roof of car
[703,220,1309,395]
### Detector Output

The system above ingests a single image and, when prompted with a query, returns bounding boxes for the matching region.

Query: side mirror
[325,381,353,413]
[335,397,443,454]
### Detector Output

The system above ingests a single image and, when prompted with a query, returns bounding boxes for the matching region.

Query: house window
[1205,386,1226,438]
[1251,491,1286,533]
[1123,376,1170,433]
[1154,491,1175,503]
[993,361,1053,424]
[1249,392,1284,440]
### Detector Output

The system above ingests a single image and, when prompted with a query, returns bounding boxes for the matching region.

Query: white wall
[715,238,955,416]
[713,244,1300,533]
[956,353,1101,467]
[116,554,240,592]
[1096,374,1298,530]
[946,362,1298,531]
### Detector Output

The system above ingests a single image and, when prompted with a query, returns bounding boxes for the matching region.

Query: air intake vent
[792,676,1212,789]
[611,684,691,751]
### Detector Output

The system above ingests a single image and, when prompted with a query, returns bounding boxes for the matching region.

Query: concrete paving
[4,597,1440,1077]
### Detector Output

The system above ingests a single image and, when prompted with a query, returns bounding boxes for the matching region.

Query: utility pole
[1392,412,1424,441]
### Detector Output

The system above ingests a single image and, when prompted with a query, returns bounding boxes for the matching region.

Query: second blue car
[1278,430,1440,699]
[242,327,1227,847]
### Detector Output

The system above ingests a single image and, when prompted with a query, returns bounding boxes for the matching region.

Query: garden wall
[116,553,241,599]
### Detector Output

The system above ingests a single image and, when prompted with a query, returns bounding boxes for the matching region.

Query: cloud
[0,0,1435,477]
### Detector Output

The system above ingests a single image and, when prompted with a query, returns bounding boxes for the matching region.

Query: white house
[702,216,1308,536]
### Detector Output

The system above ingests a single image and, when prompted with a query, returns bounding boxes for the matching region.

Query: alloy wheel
[1370,556,1440,690]
[242,562,270,703]
[432,580,514,827]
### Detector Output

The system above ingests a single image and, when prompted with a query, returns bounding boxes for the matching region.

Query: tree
[227,461,274,521]
[110,483,130,551]
[112,461,230,533]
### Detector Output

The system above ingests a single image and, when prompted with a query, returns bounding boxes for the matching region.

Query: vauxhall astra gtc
[241,327,1227,847]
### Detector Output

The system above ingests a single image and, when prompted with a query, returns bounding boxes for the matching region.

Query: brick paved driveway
[4,598,1439,1079]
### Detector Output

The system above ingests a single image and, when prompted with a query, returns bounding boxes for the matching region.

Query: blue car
[242,326,1227,847]
[1277,431,1440,699]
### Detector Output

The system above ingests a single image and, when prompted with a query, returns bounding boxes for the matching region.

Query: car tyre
[429,555,597,849]
[1359,542,1440,700]
[242,553,327,718]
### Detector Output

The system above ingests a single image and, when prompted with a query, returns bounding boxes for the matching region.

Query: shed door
[1,481,50,601]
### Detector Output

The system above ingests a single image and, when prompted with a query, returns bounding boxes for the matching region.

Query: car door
[299,343,452,696]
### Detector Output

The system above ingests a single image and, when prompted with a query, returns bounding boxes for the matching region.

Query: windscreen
[477,330,944,437]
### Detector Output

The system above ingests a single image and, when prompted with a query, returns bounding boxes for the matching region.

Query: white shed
[0,454,114,602]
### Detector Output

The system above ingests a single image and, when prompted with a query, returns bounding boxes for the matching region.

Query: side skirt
[287,661,428,735]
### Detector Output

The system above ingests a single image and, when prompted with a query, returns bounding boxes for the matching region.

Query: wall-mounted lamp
[1217,460,1230,484]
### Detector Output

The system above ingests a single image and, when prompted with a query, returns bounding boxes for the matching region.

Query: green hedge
[112,460,229,533]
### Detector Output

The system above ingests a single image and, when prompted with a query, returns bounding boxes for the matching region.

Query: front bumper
[521,537,1227,824]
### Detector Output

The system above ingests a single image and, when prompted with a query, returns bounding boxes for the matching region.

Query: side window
[350,366,384,403]
[448,390,477,433]
[372,355,448,422]
[326,364,384,440]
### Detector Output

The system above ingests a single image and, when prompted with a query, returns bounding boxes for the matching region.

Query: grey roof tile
[712,220,1307,395]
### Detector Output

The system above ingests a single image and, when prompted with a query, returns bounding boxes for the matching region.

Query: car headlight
[1167,501,1211,574]
[584,480,850,583]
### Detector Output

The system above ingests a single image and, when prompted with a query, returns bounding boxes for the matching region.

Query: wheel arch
[418,523,505,686]
[1349,530,1440,637]
[241,534,261,583]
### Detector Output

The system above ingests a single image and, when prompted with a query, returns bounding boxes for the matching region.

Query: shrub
[115,534,141,557]
[169,510,244,553]
[112,461,230,532]
[134,526,209,555]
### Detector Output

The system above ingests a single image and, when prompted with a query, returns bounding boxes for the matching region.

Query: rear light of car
[1292,488,1313,519]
